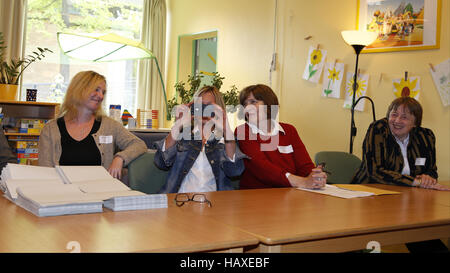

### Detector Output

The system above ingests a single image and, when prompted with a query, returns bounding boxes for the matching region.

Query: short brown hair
[239,84,279,120]
[386,97,423,126]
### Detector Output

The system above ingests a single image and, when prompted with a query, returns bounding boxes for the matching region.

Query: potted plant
[167,72,240,116]
[0,32,53,100]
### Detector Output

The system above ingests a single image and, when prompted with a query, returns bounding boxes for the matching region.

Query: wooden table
[168,184,450,253]
[0,197,258,253]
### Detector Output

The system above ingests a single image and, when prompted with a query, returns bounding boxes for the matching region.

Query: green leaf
[309,69,317,79]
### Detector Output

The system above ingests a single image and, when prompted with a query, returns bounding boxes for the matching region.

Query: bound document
[15,184,103,217]
[104,194,168,211]
[0,164,146,217]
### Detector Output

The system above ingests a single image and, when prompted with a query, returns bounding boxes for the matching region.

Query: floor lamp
[341,30,377,154]
[57,32,170,120]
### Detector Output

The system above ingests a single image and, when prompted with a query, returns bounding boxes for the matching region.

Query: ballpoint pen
[317,162,332,176]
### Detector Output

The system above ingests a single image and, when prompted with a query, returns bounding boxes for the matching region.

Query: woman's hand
[108,156,124,179]
[173,102,193,131]
[207,103,234,139]
[414,174,450,191]
[288,167,327,189]
[166,102,193,148]
[415,174,437,189]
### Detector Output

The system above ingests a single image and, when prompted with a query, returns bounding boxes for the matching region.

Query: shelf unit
[1,100,60,164]
[0,100,60,121]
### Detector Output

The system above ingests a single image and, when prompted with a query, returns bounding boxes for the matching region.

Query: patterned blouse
[351,118,437,186]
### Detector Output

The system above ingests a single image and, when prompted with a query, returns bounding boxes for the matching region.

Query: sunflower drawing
[310,49,322,65]
[393,78,419,98]
[347,77,367,98]
[308,49,323,79]
[323,67,340,96]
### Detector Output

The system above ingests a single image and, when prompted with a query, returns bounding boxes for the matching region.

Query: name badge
[415,157,426,166]
[277,145,293,154]
[99,135,113,144]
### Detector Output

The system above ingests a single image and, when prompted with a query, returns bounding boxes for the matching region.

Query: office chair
[128,151,168,194]
[314,151,362,184]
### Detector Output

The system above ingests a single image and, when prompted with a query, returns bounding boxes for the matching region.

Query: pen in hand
[310,162,328,189]
[317,162,332,175]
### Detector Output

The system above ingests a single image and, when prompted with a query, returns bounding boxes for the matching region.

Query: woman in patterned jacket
[351,96,449,191]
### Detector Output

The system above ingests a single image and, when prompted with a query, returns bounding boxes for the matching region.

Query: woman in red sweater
[235,84,327,189]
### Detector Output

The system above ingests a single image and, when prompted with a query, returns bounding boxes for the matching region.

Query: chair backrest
[314,151,362,184]
[128,151,168,194]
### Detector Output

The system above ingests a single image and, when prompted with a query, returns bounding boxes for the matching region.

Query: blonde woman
[153,86,246,193]
[38,71,147,179]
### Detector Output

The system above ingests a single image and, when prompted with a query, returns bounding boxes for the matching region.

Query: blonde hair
[60,71,106,120]
[193,85,226,111]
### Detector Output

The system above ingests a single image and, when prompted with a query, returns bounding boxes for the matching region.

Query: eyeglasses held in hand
[174,193,212,207]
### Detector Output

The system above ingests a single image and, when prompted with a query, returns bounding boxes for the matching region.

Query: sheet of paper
[74,179,131,193]
[343,72,369,112]
[302,46,327,83]
[334,184,400,195]
[86,190,146,201]
[5,179,63,199]
[429,59,450,107]
[16,184,102,206]
[3,164,61,180]
[56,166,113,183]
[322,62,344,98]
[296,184,374,199]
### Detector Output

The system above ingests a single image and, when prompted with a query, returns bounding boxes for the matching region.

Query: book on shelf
[0,164,167,217]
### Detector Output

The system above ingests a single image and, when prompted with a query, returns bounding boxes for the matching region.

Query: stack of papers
[104,194,168,211]
[15,184,103,217]
[297,184,400,199]
[1,164,167,217]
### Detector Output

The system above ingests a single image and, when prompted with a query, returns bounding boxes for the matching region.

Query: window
[177,30,217,85]
[193,37,217,87]
[22,0,144,116]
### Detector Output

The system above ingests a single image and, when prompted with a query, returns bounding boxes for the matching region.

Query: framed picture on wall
[357,0,441,53]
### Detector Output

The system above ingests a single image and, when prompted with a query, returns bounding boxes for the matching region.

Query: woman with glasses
[153,86,246,193]
[235,84,327,190]
[38,70,147,179]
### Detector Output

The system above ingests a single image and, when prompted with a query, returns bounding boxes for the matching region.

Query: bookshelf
[1,100,60,164]
[0,100,60,121]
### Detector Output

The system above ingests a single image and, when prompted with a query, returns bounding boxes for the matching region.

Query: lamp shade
[341,30,377,46]
[57,32,154,62]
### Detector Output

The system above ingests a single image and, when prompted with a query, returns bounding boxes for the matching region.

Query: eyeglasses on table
[174,193,212,208]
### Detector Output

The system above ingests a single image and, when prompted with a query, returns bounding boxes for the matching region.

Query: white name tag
[99,135,113,144]
[415,157,426,166]
[277,145,293,154]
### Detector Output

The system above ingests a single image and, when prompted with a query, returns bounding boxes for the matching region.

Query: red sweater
[235,122,315,189]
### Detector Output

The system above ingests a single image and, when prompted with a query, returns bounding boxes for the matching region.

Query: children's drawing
[302,46,327,83]
[343,72,369,112]
[429,59,449,107]
[322,62,344,98]
[393,76,420,99]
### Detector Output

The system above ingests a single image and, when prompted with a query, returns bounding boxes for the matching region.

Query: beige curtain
[0,0,27,69]
[137,0,167,127]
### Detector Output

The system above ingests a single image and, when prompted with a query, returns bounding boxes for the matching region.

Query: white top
[246,120,285,136]
[394,134,410,176]
[162,129,234,193]
[178,145,217,193]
